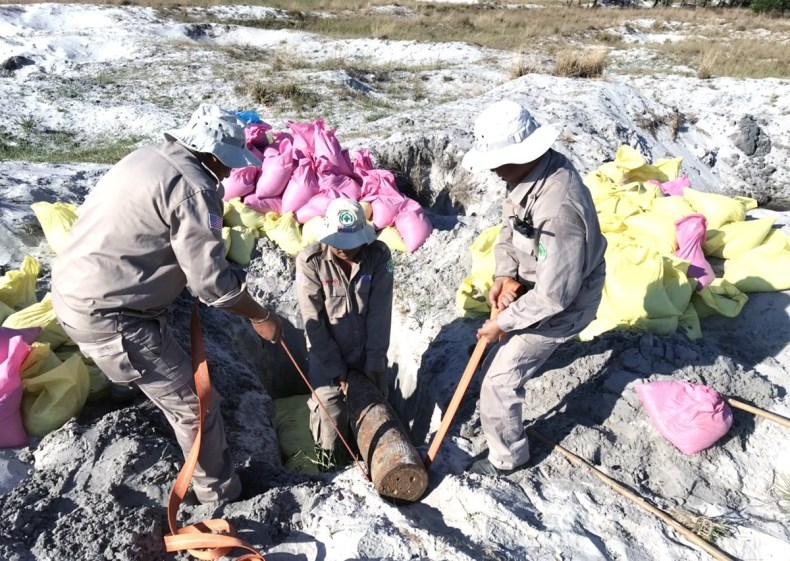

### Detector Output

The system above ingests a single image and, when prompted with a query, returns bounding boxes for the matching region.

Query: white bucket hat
[164,104,261,169]
[319,198,377,250]
[462,100,560,172]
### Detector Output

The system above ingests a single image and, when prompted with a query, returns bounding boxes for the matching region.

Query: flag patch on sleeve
[208,213,223,230]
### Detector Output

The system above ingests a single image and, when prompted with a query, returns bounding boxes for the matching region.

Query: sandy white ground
[1,4,789,561]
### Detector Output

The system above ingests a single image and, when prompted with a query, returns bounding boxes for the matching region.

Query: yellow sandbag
[55,346,112,403]
[588,245,684,336]
[223,197,268,232]
[470,225,502,280]
[360,201,373,221]
[679,302,701,341]
[0,300,13,324]
[301,215,326,248]
[662,255,694,320]
[650,196,695,222]
[21,352,89,437]
[623,212,678,255]
[221,226,232,256]
[703,217,775,259]
[683,188,749,229]
[584,170,619,204]
[0,255,40,310]
[377,226,408,253]
[226,226,257,265]
[30,201,79,255]
[2,293,72,351]
[456,277,492,318]
[273,395,320,474]
[723,229,790,292]
[262,212,304,256]
[691,279,748,318]
[654,157,683,182]
[21,342,62,379]
[597,161,627,186]
[734,196,758,212]
[613,145,669,184]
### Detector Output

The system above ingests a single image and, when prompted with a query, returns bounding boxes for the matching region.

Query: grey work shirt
[295,241,393,385]
[494,149,607,337]
[52,141,245,328]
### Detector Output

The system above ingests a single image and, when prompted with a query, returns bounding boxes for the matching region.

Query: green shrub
[750,0,788,14]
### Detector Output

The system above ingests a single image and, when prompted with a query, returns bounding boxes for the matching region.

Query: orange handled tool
[424,307,499,469]
[423,278,523,469]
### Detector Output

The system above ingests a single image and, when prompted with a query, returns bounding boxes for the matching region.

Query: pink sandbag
[295,191,340,224]
[674,213,714,290]
[243,194,282,215]
[287,120,317,157]
[245,122,271,153]
[0,327,39,448]
[317,171,361,201]
[221,165,260,202]
[256,137,295,199]
[359,167,401,199]
[0,326,40,356]
[394,200,432,253]
[281,156,320,214]
[649,175,691,197]
[636,380,732,455]
[352,149,374,175]
[365,195,403,230]
[313,121,354,177]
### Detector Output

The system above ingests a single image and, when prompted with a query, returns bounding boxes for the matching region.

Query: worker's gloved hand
[251,313,283,343]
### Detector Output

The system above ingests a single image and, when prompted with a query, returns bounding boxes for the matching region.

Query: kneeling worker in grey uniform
[51,104,283,504]
[295,198,394,468]
[462,99,607,476]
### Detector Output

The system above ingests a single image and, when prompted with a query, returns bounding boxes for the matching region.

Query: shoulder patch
[538,241,547,262]
[386,260,394,273]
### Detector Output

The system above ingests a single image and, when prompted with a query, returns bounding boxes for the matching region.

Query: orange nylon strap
[163,301,266,561]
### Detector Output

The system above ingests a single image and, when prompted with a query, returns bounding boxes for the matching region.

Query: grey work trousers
[479,330,564,470]
[57,313,240,504]
[307,384,350,456]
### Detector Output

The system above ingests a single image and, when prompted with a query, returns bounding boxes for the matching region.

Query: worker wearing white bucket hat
[52,104,281,505]
[296,198,393,467]
[462,100,560,172]
[463,99,608,477]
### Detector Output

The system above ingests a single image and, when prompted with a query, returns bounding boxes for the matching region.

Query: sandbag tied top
[674,213,715,291]
[636,380,733,455]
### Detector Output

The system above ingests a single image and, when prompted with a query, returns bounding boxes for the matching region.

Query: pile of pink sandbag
[222,116,432,253]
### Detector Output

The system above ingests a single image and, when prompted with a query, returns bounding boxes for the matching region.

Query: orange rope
[279,340,370,480]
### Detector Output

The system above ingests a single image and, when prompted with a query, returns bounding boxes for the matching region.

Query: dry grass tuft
[697,47,718,79]
[670,509,735,544]
[239,80,319,110]
[553,48,607,78]
[509,56,543,79]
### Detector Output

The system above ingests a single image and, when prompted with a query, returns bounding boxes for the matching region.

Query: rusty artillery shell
[345,372,428,503]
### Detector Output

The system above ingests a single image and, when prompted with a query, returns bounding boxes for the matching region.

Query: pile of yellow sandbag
[457,145,790,340]
[1,256,110,438]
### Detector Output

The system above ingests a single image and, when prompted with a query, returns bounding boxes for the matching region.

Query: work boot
[468,458,524,476]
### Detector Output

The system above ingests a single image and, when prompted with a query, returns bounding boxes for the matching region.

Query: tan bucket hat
[319,198,376,250]
[164,104,261,169]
